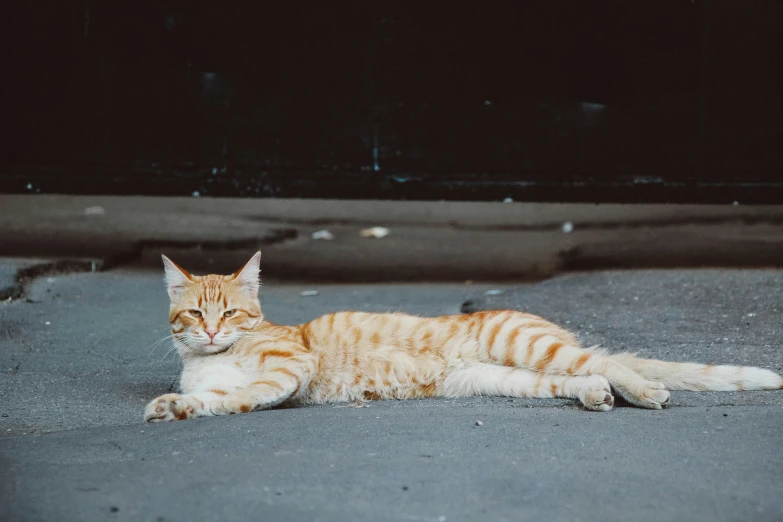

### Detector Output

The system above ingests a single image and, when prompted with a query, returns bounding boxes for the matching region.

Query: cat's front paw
[144,393,197,422]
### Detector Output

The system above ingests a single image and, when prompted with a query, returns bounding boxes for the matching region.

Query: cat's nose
[205,328,218,341]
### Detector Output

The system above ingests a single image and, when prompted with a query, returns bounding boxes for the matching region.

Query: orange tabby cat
[144,252,783,422]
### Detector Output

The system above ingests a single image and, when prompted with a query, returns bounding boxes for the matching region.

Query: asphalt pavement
[1,265,782,522]
[3,195,783,281]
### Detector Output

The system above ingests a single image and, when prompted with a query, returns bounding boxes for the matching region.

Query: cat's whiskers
[161,337,189,362]
[160,345,178,362]
[145,333,178,356]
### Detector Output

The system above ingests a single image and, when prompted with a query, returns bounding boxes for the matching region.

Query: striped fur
[144,252,783,422]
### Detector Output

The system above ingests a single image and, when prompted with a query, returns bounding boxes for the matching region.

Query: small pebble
[311,229,334,241]
[359,226,390,239]
[562,221,574,233]
[502,197,513,203]
[475,420,484,426]
[1,413,8,417]
[300,290,319,297]
[484,289,504,296]
[83,206,106,216]
[45,321,51,326]
[110,506,119,513]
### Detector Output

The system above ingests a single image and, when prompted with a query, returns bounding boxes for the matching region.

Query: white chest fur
[179,355,253,394]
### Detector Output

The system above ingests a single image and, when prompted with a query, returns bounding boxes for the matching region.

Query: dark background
[2,1,782,202]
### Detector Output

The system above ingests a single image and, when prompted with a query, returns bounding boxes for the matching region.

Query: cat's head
[162,252,264,355]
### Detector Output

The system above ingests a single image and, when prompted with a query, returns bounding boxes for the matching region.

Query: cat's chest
[179,356,255,393]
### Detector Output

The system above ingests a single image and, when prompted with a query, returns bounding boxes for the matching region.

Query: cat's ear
[161,255,194,301]
[232,251,262,297]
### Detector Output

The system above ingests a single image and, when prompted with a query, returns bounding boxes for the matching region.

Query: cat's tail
[610,353,783,391]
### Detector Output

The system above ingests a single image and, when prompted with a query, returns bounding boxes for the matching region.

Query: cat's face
[162,252,263,355]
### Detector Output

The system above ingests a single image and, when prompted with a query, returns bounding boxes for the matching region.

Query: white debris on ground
[83,206,106,216]
[300,290,319,297]
[561,221,574,233]
[475,420,484,426]
[502,197,513,203]
[192,191,200,197]
[359,226,390,239]
[484,289,504,296]
[311,229,335,241]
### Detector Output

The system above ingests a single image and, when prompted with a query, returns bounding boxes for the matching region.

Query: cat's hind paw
[614,381,670,410]
[578,375,615,412]
[144,393,197,422]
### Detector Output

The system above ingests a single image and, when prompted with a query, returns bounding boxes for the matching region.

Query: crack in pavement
[0,228,298,301]
[1,259,103,301]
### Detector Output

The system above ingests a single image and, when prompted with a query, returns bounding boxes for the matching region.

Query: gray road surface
[1,267,782,522]
[3,195,783,281]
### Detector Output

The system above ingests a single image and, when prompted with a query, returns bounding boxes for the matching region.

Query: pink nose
[206,330,218,341]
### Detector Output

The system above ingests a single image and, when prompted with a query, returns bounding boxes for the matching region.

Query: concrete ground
[2,195,783,280]
[1,263,781,522]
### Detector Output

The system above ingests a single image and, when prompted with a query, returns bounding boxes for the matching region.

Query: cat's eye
[189,309,202,317]
[223,309,236,317]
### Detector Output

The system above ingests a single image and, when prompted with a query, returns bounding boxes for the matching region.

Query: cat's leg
[145,379,302,422]
[442,363,615,412]
[205,370,309,416]
[145,356,316,422]
[475,311,670,409]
